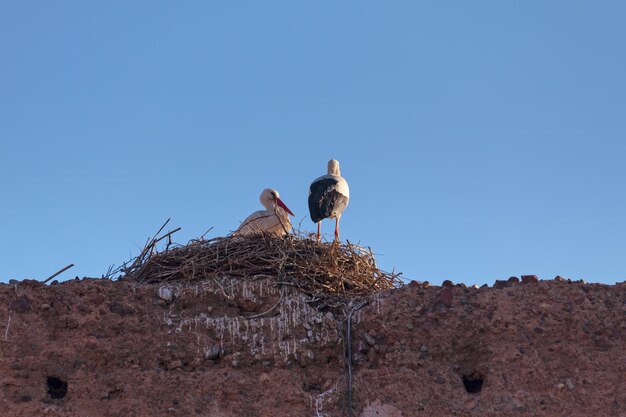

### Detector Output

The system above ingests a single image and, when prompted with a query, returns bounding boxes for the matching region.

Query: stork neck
[327,160,341,176]
[262,199,275,211]
[275,205,289,218]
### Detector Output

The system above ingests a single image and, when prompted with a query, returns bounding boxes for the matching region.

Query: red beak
[276,197,295,216]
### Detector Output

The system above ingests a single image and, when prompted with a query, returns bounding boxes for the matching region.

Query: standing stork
[235,188,295,236]
[308,159,350,241]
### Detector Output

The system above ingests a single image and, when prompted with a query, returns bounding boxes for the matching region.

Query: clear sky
[1,1,625,286]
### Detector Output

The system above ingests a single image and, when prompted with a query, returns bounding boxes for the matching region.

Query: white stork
[308,159,350,241]
[235,188,295,236]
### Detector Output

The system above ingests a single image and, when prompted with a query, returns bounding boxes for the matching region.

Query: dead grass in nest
[120,226,401,307]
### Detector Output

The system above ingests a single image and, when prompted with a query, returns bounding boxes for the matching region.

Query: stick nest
[123,232,401,305]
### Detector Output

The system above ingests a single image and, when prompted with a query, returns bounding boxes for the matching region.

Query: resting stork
[235,188,294,236]
[308,159,350,241]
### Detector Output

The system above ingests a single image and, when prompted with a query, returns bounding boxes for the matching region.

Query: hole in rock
[47,376,68,399]
[462,373,483,393]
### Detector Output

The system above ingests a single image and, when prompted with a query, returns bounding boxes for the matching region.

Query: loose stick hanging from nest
[123,229,402,305]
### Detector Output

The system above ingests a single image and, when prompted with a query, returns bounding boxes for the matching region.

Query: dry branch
[43,264,75,284]
[4,310,12,342]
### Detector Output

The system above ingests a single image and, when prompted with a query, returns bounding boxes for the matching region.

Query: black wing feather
[308,178,348,223]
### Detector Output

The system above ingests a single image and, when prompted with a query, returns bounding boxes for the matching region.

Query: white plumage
[235,188,294,236]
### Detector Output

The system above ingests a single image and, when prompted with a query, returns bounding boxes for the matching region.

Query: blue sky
[1,2,625,285]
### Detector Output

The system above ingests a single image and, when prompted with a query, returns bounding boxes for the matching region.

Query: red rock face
[521,275,539,284]
[0,277,624,417]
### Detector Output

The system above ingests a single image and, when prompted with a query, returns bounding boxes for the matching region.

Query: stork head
[327,159,341,176]
[260,188,295,216]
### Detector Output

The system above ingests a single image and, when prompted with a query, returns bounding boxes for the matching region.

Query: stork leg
[334,217,340,241]
[316,222,321,242]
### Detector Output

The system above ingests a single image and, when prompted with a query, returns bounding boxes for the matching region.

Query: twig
[153,227,182,245]
[152,218,171,241]
[4,310,12,342]
[199,227,214,240]
[127,219,173,272]
[43,264,75,284]
[244,288,285,319]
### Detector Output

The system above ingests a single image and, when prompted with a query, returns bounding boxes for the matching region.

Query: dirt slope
[0,276,624,416]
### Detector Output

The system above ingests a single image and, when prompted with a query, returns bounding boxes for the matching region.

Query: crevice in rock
[47,376,68,399]
[462,373,483,394]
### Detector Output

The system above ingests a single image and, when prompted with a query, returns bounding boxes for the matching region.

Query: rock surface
[0,277,624,416]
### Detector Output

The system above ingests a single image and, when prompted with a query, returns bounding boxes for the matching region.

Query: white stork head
[260,188,295,216]
[327,159,341,176]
